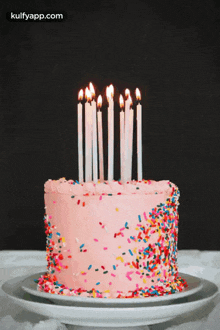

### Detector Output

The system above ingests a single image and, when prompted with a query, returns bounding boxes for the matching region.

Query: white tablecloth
[0,250,219,329]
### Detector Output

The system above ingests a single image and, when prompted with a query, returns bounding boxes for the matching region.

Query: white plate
[21,272,202,306]
[2,274,218,327]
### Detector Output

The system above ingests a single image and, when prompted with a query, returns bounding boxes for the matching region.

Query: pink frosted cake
[37,178,187,298]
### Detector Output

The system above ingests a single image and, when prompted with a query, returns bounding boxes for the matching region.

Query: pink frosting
[44,178,172,196]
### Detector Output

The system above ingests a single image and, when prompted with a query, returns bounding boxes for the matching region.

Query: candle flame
[97,95,102,108]
[85,87,92,102]
[129,94,133,107]
[125,88,130,99]
[78,89,83,101]
[119,94,124,109]
[89,82,95,98]
[106,86,110,102]
[135,88,141,100]
[109,84,114,98]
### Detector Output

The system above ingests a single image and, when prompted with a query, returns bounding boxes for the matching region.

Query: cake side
[37,179,187,298]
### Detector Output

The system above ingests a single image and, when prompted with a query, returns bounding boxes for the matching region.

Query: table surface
[0,250,219,330]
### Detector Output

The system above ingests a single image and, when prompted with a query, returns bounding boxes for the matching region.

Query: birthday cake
[37,178,187,298]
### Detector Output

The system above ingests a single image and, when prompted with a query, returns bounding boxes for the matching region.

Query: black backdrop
[1,0,220,251]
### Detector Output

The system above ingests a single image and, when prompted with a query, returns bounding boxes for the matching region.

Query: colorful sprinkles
[37,179,188,299]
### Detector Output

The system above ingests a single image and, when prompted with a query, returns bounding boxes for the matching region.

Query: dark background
[1,0,220,251]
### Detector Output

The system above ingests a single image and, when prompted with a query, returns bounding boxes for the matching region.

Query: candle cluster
[77,83,142,184]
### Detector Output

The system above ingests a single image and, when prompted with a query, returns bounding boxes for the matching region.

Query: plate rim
[21,271,203,304]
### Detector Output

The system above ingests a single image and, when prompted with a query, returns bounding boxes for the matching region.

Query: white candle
[92,100,98,183]
[107,86,110,181]
[110,84,114,182]
[97,95,104,182]
[128,102,134,182]
[90,83,98,183]
[136,88,142,182]
[89,97,93,183]
[119,95,125,182]
[107,85,114,182]
[78,89,84,183]
[85,87,92,182]
[85,88,89,182]
[124,88,130,183]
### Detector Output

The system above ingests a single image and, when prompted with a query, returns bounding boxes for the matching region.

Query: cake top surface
[44,178,177,196]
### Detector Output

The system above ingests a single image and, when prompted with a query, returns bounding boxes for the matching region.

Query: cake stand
[2,273,218,329]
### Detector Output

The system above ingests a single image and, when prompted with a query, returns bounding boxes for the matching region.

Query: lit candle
[128,95,134,182]
[119,94,125,183]
[97,95,104,182]
[89,83,98,183]
[106,86,110,181]
[124,88,130,182]
[107,85,114,182]
[78,89,84,183]
[110,84,114,182]
[85,87,92,182]
[136,88,142,182]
